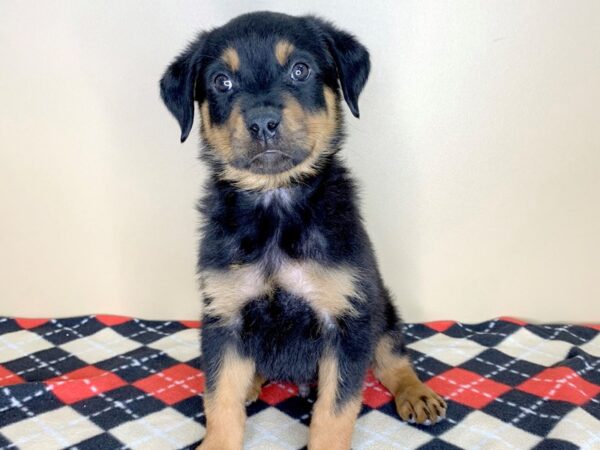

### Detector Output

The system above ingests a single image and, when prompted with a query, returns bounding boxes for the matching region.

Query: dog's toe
[395,384,447,426]
[245,384,261,403]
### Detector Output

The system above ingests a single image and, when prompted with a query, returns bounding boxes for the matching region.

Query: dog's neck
[209,152,341,203]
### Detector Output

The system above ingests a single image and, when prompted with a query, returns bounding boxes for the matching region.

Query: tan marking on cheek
[282,94,307,134]
[275,260,361,320]
[309,354,362,450]
[220,47,240,72]
[275,40,295,66]
[200,101,247,162]
[305,86,339,153]
[201,264,272,320]
[201,349,255,449]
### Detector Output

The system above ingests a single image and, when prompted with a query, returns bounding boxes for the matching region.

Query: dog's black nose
[247,109,281,141]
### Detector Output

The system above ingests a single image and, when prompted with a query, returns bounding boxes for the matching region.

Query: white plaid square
[498,328,573,366]
[147,328,200,362]
[580,333,600,357]
[440,410,541,449]
[0,329,54,363]
[548,407,600,447]
[1,405,103,449]
[408,331,488,366]
[110,407,202,449]
[59,328,142,364]
[353,410,433,449]
[244,408,308,449]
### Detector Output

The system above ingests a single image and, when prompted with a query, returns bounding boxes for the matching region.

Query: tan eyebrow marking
[275,40,295,66]
[221,47,240,71]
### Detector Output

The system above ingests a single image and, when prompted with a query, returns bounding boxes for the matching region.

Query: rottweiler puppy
[160,11,447,450]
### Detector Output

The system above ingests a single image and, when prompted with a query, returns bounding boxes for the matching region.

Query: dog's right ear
[304,16,370,119]
[160,33,207,143]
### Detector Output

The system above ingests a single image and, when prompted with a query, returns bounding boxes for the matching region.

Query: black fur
[160,11,406,409]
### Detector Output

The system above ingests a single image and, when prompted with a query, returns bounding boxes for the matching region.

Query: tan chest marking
[201,264,272,320]
[275,260,360,320]
[200,260,361,322]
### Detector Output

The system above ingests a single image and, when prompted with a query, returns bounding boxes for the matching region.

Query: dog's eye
[214,74,233,92]
[290,63,310,81]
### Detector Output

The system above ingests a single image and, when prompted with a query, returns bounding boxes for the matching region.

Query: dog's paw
[395,383,447,425]
[245,375,266,404]
[245,383,262,403]
[195,441,237,450]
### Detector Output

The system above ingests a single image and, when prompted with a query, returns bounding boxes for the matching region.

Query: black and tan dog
[160,11,447,450]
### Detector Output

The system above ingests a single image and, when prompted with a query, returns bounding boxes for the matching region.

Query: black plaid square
[2,347,88,383]
[170,394,205,426]
[74,432,127,450]
[95,346,182,383]
[443,320,520,347]
[532,439,580,450]
[32,317,104,345]
[0,384,63,428]
[459,348,547,386]
[0,318,20,335]
[112,320,187,345]
[482,390,576,437]
[417,438,464,450]
[71,385,165,430]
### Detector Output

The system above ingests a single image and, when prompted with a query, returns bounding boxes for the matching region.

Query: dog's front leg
[308,351,365,450]
[197,345,255,450]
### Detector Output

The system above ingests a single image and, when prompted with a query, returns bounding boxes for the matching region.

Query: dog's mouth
[242,148,303,174]
[249,149,291,164]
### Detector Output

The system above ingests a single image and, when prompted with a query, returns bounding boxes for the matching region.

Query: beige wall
[1,1,599,322]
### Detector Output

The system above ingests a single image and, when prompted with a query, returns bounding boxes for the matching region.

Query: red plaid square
[95,315,132,326]
[426,367,511,409]
[425,320,456,333]
[14,318,49,329]
[517,366,600,405]
[259,381,298,405]
[362,371,393,408]
[46,366,127,404]
[133,363,204,405]
[0,365,24,386]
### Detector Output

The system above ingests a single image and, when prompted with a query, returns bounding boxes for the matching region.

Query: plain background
[1,1,599,323]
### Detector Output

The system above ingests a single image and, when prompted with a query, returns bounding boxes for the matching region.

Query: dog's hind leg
[373,331,447,425]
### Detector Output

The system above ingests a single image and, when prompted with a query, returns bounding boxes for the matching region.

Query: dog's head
[160,12,370,190]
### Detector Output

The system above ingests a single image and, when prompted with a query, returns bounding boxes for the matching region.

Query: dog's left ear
[305,16,371,118]
[160,33,207,143]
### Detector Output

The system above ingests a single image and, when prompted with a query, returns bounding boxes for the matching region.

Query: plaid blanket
[0,316,598,449]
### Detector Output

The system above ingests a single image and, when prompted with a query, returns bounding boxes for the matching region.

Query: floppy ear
[305,17,371,118]
[159,33,206,142]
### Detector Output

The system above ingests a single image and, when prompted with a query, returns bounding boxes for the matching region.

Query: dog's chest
[202,255,357,326]
[239,286,324,383]
[202,189,359,325]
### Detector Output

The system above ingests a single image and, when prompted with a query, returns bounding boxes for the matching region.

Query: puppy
[160,11,447,450]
